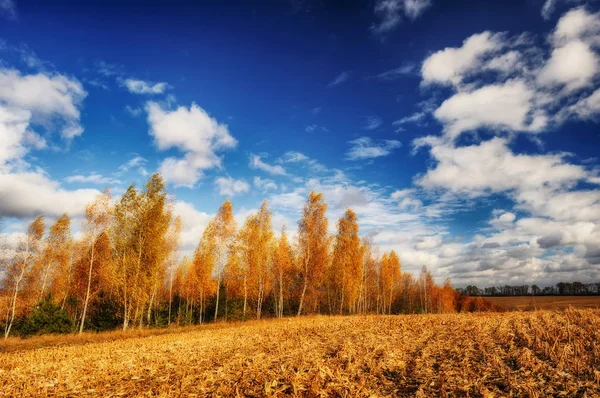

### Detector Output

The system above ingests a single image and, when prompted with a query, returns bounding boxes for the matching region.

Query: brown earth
[1,310,599,397]
[485,296,600,311]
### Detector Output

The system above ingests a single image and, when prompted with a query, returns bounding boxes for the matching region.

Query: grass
[1,310,599,397]
[485,296,600,311]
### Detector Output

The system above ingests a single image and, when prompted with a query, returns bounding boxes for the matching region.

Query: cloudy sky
[1,0,599,287]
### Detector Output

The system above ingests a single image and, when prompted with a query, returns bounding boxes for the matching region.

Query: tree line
[1,174,489,339]
[458,282,600,297]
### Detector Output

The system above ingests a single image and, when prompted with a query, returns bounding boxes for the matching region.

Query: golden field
[1,310,599,397]
[485,296,600,311]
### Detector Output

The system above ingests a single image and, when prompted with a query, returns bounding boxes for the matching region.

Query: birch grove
[0,175,466,336]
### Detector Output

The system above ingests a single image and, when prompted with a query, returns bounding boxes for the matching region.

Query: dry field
[486,296,600,311]
[1,310,599,397]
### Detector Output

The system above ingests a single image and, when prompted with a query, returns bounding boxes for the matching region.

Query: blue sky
[1,0,599,287]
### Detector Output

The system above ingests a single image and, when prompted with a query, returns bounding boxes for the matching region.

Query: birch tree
[297,192,329,316]
[79,189,112,334]
[272,226,294,318]
[3,216,44,339]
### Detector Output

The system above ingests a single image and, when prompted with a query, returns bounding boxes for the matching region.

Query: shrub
[20,298,73,337]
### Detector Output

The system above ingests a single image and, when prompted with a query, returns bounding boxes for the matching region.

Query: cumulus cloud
[122,78,170,95]
[145,101,237,187]
[421,31,505,87]
[0,170,100,218]
[214,176,250,197]
[0,56,98,222]
[249,154,287,176]
[0,68,87,139]
[172,200,213,254]
[419,7,600,142]
[415,137,586,196]
[346,137,401,160]
[537,40,598,91]
[434,80,547,139]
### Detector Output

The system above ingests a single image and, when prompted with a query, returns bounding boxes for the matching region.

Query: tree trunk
[214,279,220,321]
[4,269,25,340]
[297,277,308,317]
[243,274,247,318]
[278,269,284,318]
[79,241,95,334]
[168,268,173,326]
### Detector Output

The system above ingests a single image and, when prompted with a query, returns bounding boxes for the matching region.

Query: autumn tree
[79,190,112,334]
[329,209,363,314]
[36,214,72,303]
[380,250,401,314]
[297,192,330,316]
[191,221,217,324]
[110,174,172,329]
[242,201,273,319]
[3,216,45,339]
[272,226,295,318]
[166,217,182,326]
[418,266,434,313]
[141,174,173,326]
[210,200,237,321]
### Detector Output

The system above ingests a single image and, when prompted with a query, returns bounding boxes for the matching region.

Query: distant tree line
[457,282,600,297]
[1,174,497,339]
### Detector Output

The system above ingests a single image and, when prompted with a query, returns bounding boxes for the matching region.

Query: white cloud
[414,235,442,250]
[122,78,170,95]
[369,63,415,80]
[402,0,432,20]
[537,40,598,91]
[145,101,237,187]
[279,151,327,173]
[416,136,586,196]
[172,200,213,253]
[434,80,547,139]
[214,176,250,197]
[305,124,328,133]
[0,170,101,218]
[280,151,310,163]
[125,105,142,117]
[65,173,121,185]
[118,155,147,172]
[364,116,383,130]
[346,137,402,160]
[390,188,415,200]
[489,211,516,229]
[392,112,426,131]
[327,71,350,87]
[570,88,600,119]
[421,31,505,87]
[0,105,45,167]
[0,58,97,223]
[0,68,87,139]
[542,0,557,20]
[370,0,432,36]
[253,176,278,191]
[552,7,600,47]
[249,153,287,176]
